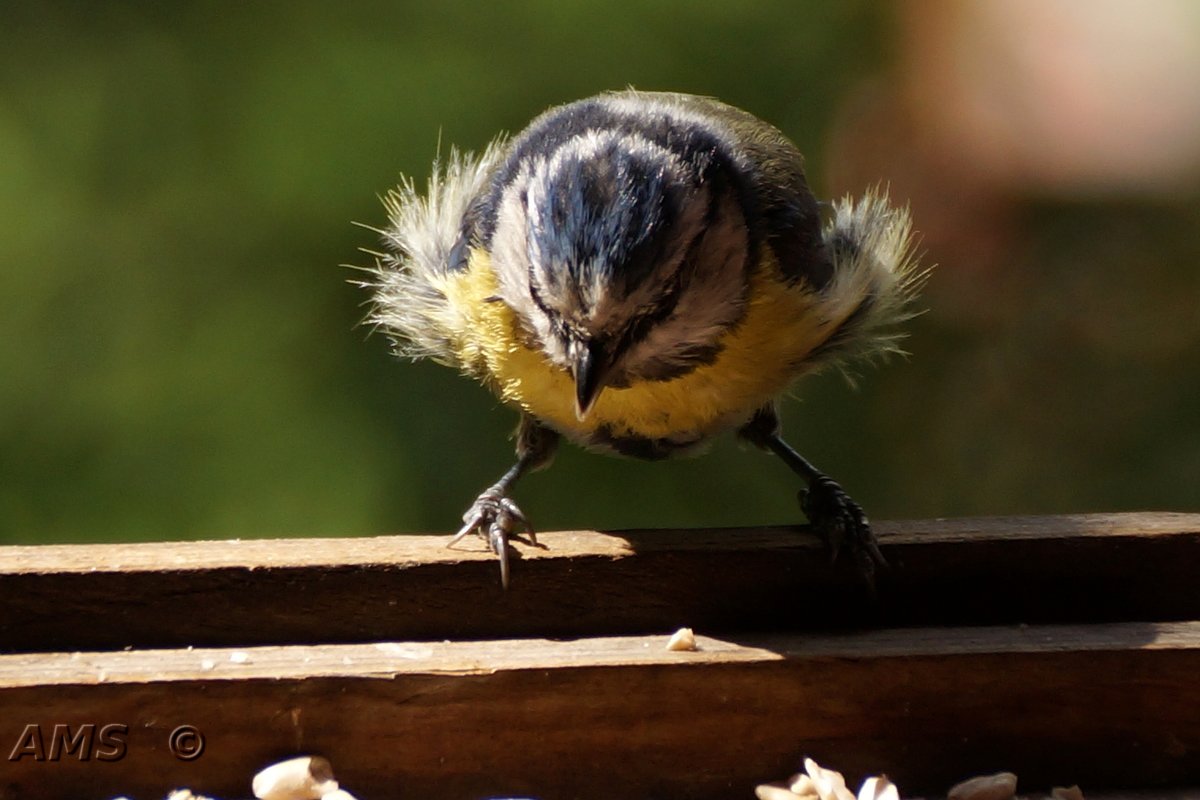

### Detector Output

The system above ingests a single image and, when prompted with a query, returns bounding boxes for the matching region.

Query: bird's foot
[447,488,536,588]
[800,475,886,586]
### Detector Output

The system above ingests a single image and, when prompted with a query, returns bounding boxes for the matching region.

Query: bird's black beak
[572,340,609,420]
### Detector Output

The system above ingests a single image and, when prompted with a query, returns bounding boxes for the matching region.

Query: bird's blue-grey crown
[523,130,693,303]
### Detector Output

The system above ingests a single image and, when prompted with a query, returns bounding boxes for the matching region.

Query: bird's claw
[448,489,535,588]
[800,475,886,587]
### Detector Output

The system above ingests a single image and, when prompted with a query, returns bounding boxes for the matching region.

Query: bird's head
[489,129,752,419]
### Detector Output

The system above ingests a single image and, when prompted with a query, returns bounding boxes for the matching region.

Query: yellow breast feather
[435,249,844,444]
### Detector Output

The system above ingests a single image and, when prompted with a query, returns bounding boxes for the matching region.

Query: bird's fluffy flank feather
[809,188,928,377]
[361,141,507,366]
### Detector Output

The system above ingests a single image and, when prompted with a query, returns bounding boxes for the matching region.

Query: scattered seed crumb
[757,760,1091,800]
[948,772,1018,800]
[804,757,855,800]
[857,775,898,800]
[1051,787,1085,800]
[756,783,806,800]
[788,772,819,798]
[666,627,697,651]
[252,755,338,800]
[166,791,213,800]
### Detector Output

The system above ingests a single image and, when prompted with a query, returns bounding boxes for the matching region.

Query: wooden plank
[1,621,1197,799]
[2,512,1198,652]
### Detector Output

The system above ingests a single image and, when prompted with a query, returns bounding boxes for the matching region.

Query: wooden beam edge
[2,511,1197,575]
[2,620,1195,689]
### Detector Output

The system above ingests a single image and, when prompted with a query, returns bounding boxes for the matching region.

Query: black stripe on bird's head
[524,130,692,307]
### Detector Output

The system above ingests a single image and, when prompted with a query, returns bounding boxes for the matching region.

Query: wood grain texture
[2,512,1198,652]
[2,622,1198,800]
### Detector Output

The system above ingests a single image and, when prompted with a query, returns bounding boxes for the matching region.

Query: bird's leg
[738,405,886,584]
[448,414,559,588]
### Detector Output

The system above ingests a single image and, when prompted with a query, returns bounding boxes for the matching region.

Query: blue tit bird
[361,90,925,588]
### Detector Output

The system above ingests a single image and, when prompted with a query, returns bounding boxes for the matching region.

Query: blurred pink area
[828,0,1200,290]
[911,0,1200,193]
[832,0,1200,189]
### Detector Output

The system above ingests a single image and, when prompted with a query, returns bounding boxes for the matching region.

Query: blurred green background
[2,1,1197,545]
